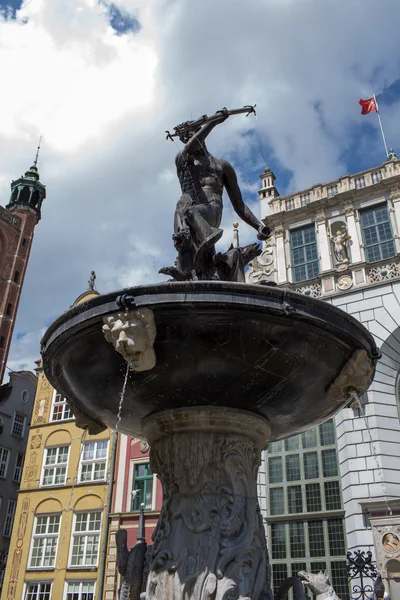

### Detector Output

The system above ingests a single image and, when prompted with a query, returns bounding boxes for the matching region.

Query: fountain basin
[41,281,378,440]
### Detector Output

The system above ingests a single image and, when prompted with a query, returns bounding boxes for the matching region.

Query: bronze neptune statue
[160,106,271,282]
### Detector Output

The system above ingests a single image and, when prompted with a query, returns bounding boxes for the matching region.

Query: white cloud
[3,0,400,376]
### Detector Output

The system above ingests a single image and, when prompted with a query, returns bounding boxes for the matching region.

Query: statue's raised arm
[160,105,272,283]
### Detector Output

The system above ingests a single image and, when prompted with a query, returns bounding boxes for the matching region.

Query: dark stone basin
[41,281,378,440]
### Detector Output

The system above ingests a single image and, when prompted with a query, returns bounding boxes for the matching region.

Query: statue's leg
[142,407,272,600]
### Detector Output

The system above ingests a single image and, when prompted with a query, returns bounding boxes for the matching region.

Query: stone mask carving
[102,308,156,372]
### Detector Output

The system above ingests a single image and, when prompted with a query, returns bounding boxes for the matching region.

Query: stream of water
[348,390,393,517]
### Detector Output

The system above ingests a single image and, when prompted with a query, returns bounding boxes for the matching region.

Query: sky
[1,0,400,376]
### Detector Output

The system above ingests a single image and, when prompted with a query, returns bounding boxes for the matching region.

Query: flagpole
[373,93,389,159]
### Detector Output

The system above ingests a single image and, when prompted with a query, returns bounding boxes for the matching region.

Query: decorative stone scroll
[142,407,273,600]
[295,282,322,298]
[103,308,157,372]
[368,261,400,283]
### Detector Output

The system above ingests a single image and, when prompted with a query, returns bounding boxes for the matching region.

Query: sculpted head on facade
[102,308,157,372]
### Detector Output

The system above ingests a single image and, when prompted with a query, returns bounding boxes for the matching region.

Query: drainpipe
[97,430,118,600]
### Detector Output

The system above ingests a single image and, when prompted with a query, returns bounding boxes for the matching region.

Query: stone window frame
[68,511,102,568]
[0,446,10,478]
[13,451,25,483]
[50,392,74,422]
[3,498,16,537]
[127,458,157,512]
[78,439,109,484]
[28,514,61,569]
[23,581,53,600]
[289,224,320,284]
[358,202,396,264]
[11,412,26,437]
[63,580,96,600]
[40,445,70,487]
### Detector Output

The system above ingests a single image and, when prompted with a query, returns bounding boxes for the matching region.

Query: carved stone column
[344,203,362,263]
[315,209,332,272]
[274,224,287,284]
[142,407,272,600]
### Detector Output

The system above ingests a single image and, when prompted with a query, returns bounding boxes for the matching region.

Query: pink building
[103,435,162,599]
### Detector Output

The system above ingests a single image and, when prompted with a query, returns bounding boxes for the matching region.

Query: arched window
[31,190,40,207]
[19,186,30,204]
[11,187,18,202]
[13,271,20,284]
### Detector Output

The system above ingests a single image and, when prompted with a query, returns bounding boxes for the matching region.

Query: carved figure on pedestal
[160,106,271,282]
[329,226,351,265]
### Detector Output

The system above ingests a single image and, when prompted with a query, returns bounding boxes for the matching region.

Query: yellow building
[2,286,114,600]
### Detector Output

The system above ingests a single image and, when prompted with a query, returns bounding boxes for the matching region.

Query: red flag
[359,97,378,115]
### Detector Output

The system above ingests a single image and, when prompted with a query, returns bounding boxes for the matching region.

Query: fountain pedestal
[142,407,272,600]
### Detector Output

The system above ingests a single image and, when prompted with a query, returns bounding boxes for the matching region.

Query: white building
[250,156,400,599]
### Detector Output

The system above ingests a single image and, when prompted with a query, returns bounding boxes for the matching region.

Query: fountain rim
[41,280,379,361]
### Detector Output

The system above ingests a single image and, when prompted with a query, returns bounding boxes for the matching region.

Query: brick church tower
[0,147,46,382]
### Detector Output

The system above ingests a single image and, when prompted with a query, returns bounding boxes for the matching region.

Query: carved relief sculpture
[141,408,274,600]
[103,308,157,372]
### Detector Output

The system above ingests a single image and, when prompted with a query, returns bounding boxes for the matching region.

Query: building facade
[0,369,37,594]
[2,288,114,600]
[0,157,46,383]
[103,435,162,599]
[249,155,400,598]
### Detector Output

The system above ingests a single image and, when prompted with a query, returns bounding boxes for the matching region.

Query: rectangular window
[290,225,319,283]
[304,452,319,479]
[272,564,288,597]
[289,521,305,558]
[132,462,153,511]
[29,515,60,568]
[42,446,69,486]
[65,581,95,600]
[286,455,301,481]
[3,499,16,537]
[79,440,108,483]
[371,171,382,184]
[308,520,325,557]
[285,436,299,452]
[70,512,101,567]
[301,428,317,449]
[268,457,283,484]
[0,447,10,478]
[25,582,52,600]
[271,523,286,559]
[288,486,302,514]
[327,184,338,198]
[322,449,338,477]
[51,394,73,421]
[300,193,311,206]
[331,561,350,599]
[355,177,366,190]
[320,420,335,446]
[360,203,396,263]
[328,519,345,555]
[13,452,24,483]
[306,483,322,512]
[286,198,295,211]
[11,413,25,437]
[325,481,342,510]
[270,487,284,515]
[268,440,282,454]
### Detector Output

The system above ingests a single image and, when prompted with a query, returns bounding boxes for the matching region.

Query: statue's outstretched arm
[222,159,271,240]
[181,111,228,156]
